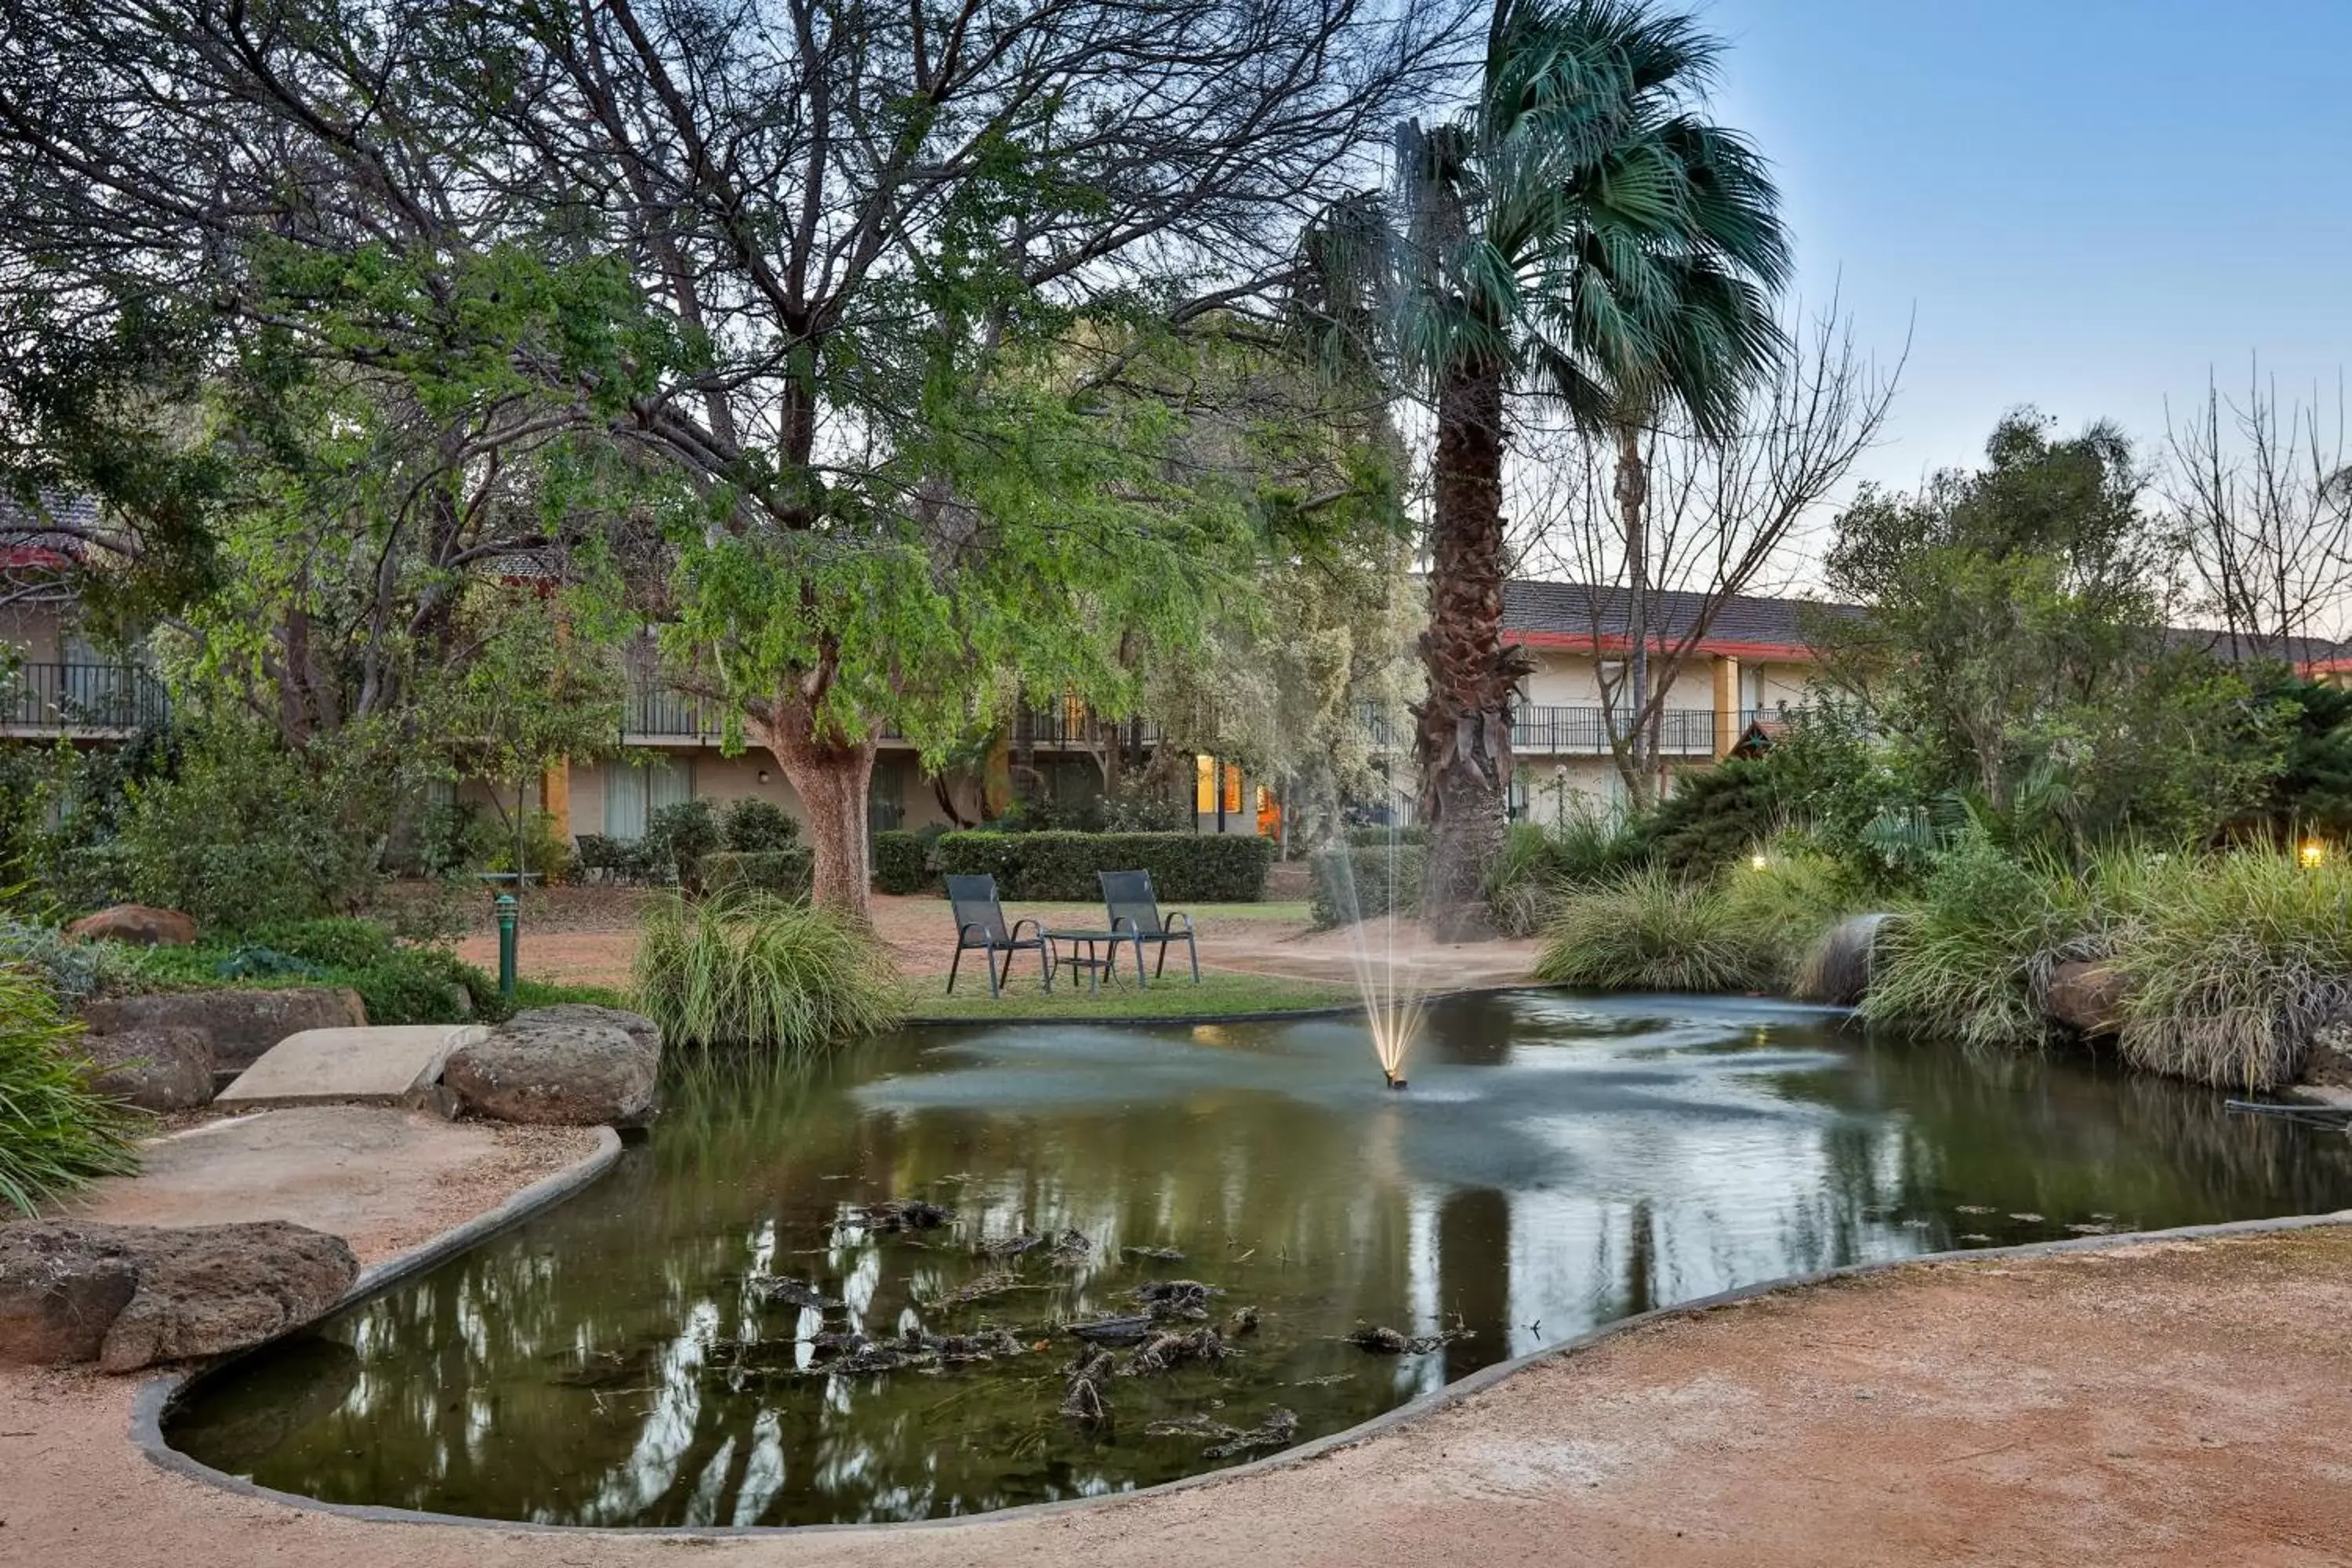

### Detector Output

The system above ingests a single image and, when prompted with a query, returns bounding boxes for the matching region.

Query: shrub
[1345,824,1428,848]
[0,967,140,1214]
[1533,866,1770,993]
[700,848,815,900]
[488,808,577,885]
[0,916,150,1005]
[873,829,930,895]
[935,831,1275,902]
[1483,811,1647,937]
[635,891,902,1052]
[647,799,721,892]
[1310,846,1424,928]
[575,833,670,886]
[722,798,801,852]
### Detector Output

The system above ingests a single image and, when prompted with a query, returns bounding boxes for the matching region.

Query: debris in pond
[1060,1348,1115,1423]
[2064,1222,2114,1235]
[931,1171,975,1185]
[2090,1212,2116,1221]
[1068,1313,1156,1344]
[935,1328,1025,1363]
[1227,1305,1260,1336]
[1048,1227,1094,1265]
[1123,1327,1225,1376]
[2008,1212,2045,1223]
[550,1347,652,1388]
[976,1231,1041,1258]
[1955,1204,1995,1214]
[1900,1218,1932,1229]
[1132,1279,1222,1320]
[1121,1244,1186,1261]
[750,1276,841,1311]
[808,1330,869,1353]
[1145,1406,1298,1458]
[1345,1318,1472,1356]
[854,1199,956,1232]
[827,1338,937,1376]
[1959,1234,1994,1243]
[922,1269,1031,1308]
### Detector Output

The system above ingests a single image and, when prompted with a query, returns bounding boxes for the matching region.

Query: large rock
[0,1221,357,1372]
[2045,960,2129,1036]
[441,1004,660,1127]
[82,987,367,1071]
[66,904,198,947]
[80,1025,216,1112]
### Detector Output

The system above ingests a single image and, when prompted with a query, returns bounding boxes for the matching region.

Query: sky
[1691,0,2352,498]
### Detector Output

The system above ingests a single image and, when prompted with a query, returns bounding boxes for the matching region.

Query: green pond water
[165,989,2352,1527]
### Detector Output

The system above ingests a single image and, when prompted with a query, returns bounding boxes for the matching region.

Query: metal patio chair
[945,874,1050,997]
[1099,869,1200,985]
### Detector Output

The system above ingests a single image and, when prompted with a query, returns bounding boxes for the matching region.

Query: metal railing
[2,662,169,733]
[621,668,1157,751]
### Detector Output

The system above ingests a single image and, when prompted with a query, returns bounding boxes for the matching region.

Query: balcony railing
[2,662,169,734]
[621,669,1158,751]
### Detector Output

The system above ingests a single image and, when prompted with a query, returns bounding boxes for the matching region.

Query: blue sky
[1694,0,2352,495]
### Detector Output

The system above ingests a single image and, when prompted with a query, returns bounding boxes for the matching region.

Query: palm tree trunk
[1614,420,1657,808]
[1417,359,1521,935]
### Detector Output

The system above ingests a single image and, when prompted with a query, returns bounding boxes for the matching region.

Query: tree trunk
[749,699,877,923]
[1417,360,1527,936]
[1613,421,1657,808]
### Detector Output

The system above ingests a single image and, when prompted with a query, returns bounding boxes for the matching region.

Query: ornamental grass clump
[1534,866,1765,993]
[636,892,902,1053]
[0,966,140,1214]
[2100,850,2352,1091]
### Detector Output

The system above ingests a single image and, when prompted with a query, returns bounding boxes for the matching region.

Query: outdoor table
[1044,927,1149,995]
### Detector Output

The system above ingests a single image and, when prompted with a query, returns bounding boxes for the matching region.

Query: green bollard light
[495,891,518,1004]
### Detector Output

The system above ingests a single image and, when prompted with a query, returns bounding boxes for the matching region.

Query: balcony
[2,662,169,736]
[620,669,1158,751]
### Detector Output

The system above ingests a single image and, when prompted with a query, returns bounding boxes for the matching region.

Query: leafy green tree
[1815,412,2288,850]
[1299,0,1790,927]
[2248,676,2352,841]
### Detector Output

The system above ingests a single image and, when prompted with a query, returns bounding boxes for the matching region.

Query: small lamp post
[495,892,519,1003]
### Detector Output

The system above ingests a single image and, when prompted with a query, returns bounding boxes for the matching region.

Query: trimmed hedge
[1310,846,1425,928]
[873,829,930,895]
[936,831,1275,902]
[701,848,815,900]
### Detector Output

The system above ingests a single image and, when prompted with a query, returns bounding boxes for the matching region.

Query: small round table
[1044,929,1146,995]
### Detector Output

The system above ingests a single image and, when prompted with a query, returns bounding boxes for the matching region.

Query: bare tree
[2161,368,2352,658]
[1515,305,1901,805]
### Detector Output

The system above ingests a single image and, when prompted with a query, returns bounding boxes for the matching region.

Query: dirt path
[456,892,1544,994]
[6,1216,2350,1566]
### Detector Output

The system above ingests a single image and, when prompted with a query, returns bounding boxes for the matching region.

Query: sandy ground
[7,1198,2352,1566]
[455,891,1544,995]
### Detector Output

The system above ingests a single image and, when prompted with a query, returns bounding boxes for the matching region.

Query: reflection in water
[167,990,2352,1526]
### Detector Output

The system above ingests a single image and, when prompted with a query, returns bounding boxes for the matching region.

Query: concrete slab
[214,1024,484,1108]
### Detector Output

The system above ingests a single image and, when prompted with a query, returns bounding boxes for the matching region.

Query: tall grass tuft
[1534,866,1769,993]
[635,892,903,1053]
[0,967,141,1214]
[2100,851,2352,1091]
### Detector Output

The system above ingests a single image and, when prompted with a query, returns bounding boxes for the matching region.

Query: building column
[541,759,572,841]
[1711,655,1741,760]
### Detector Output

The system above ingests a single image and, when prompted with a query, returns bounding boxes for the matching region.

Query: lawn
[901,968,1357,1022]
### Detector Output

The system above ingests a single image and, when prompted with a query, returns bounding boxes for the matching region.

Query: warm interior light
[2301,840,2327,869]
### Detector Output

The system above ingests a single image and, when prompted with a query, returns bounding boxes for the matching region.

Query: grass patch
[894,898,1312,925]
[508,977,637,1011]
[0,967,140,1214]
[903,969,1357,1022]
[637,892,902,1051]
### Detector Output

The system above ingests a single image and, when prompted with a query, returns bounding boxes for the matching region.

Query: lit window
[1195,754,1215,815]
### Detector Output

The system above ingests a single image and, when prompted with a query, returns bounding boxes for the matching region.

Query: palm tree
[1300,0,1791,929]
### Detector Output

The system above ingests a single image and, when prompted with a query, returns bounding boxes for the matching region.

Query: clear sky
[1693,0,2352,496]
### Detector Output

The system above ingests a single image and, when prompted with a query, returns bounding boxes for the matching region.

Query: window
[604,757,692,840]
[1195,754,1216,815]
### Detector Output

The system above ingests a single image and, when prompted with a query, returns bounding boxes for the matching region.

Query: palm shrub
[0,967,140,1214]
[635,892,902,1053]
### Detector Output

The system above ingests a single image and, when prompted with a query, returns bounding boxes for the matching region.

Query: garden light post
[495,893,518,1003]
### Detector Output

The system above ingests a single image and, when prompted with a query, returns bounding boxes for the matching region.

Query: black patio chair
[1100,869,1200,985]
[945,874,1049,998]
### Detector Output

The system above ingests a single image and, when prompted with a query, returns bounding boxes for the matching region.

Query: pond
[165,989,2352,1528]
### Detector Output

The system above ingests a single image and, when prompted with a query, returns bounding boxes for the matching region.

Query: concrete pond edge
[123,1150,2352,1540]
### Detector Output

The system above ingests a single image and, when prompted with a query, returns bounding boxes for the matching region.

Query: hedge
[873,829,931,895]
[701,848,815,900]
[1310,845,1425,928]
[935,831,1275,902]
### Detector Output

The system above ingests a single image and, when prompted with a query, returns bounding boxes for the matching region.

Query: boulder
[441,1004,660,1126]
[79,1025,216,1112]
[82,987,367,1071]
[0,1225,138,1364]
[2045,960,2129,1036]
[0,1221,357,1372]
[66,904,198,947]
